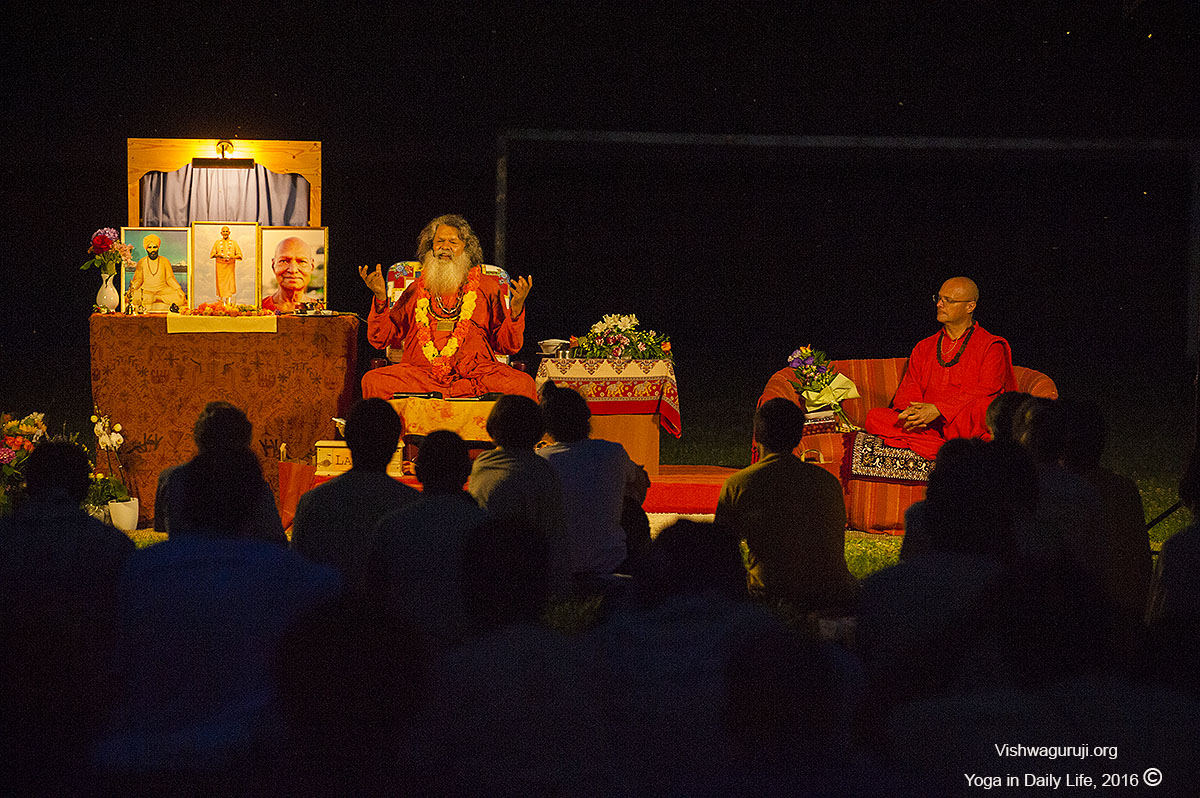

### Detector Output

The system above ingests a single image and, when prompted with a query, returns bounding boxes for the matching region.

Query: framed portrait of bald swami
[259,227,328,313]
[120,227,191,312]
[190,222,260,307]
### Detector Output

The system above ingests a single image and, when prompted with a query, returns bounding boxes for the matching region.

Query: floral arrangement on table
[86,408,131,510]
[81,227,134,277]
[0,412,48,516]
[569,314,672,361]
[182,302,274,317]
[786,345,860,430]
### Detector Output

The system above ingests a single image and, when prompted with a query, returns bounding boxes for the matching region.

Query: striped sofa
[756,358,1058,534]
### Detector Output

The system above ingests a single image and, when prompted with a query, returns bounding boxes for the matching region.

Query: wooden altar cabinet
[535,357,681,477]
[89,314,359,525]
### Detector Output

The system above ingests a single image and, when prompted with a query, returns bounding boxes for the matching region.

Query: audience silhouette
[717,397,857,612]
[292,398,419,590]
[5,389,1197,794]
[155,401,286,542]
[539,382,651,588]
[468,393,571,594]
[368,429,485,652]
[94,444,341,791]
[0,440,135,796]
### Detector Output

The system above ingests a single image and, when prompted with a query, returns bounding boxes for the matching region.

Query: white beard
[422,251,471,296]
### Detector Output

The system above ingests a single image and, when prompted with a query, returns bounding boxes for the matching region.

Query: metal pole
[495,134,508,273]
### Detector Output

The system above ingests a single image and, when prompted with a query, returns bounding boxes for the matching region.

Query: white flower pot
[108,498,139,531]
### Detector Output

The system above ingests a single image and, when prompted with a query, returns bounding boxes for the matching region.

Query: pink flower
[0,447,15,464]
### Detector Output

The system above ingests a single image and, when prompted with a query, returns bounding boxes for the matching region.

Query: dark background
[3,2,1197,443]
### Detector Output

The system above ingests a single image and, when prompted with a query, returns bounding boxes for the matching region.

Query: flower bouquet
[81,227,134,277]
[786,346,860,431]
[0,412,48,515]
[569,314,672,360]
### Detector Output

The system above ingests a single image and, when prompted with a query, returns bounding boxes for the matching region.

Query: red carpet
[278,462,735,525]
[645,465,737,514]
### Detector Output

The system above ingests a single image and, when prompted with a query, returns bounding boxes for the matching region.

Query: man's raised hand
[510,275,533,318]
[359,263,387,303]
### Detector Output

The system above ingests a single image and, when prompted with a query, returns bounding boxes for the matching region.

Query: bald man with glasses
[864,276,1017,458]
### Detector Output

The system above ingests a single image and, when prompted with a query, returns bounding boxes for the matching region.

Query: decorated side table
[89,313,359,525]
[535,357,681,476]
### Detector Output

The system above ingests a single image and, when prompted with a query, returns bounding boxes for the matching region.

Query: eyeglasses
[933,294,973,305]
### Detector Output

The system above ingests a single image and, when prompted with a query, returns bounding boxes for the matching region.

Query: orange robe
[210,238,242,298]
[129,256,187,309]
[362,269,536,400]
[864,323,1016,459]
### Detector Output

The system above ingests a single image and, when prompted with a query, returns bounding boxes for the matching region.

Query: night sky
[4,2,1197,431]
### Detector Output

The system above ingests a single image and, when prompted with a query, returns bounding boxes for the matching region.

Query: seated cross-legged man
[864,276,1017,459]
[538,383,651,585]
[468,395,571,597]
[358,214,536,400]
[716,398,857,612]
[291,399,419,590]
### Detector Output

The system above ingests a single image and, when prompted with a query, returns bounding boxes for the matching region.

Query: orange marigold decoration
[413,269,481,382]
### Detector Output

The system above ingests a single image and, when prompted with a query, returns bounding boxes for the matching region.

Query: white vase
[96,273,119,312]
[108,498,139,531]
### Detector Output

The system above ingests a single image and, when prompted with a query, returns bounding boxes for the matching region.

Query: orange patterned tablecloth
[536,358,681,437]
[90,313,359,525]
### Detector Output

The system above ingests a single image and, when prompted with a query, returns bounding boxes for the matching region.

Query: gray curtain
[139,164,310,226]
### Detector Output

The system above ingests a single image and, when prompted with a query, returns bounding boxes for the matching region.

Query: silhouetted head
[462,517,549,630]
[540,382,591,443]
[635,519,747,605]
[174,447,265,537]
[414,430,471,493]
[995,558,1118,688]
[193,401,253,452]
[23,440,92,503]
[925,437,1036,561]
[345,399,403,471]
[485,394,544,450]
[1012,396,1064,465]
[986,391,1032,441]
[754,398,805,456]
[724,627,846,760]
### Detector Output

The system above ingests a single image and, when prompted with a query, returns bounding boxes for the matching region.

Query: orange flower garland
[413,269,480,381]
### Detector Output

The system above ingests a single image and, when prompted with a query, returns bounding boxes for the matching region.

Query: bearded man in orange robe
[358,214,536,400]
[864,276,1016,459]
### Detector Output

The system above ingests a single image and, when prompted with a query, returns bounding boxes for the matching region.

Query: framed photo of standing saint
[259,226,328,313]
[120,227,191,312]
[190,222,259,307]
